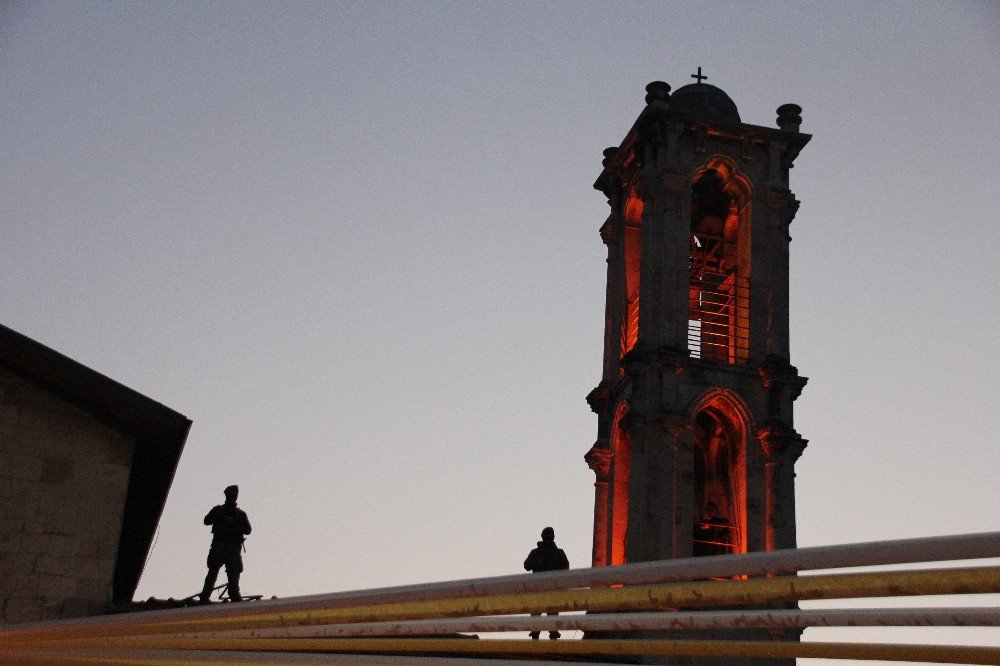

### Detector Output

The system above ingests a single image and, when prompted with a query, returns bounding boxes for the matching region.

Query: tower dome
[669,83,741,123]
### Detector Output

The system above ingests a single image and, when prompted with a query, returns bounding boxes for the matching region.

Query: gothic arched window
[691,399,747,556]
[688,160,750,364]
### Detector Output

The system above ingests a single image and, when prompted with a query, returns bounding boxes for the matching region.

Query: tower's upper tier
[595,79,809,192]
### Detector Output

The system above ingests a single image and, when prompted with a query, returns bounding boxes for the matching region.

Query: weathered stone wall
[0,365,135,624]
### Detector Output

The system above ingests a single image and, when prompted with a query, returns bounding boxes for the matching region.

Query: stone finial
[644,81,671,107]
[776,103,803,132]
[601,147,619,168]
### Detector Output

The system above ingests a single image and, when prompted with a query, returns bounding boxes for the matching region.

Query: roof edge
[0,322,191,603]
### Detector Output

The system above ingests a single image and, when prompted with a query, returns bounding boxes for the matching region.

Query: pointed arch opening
[688,157,751,364]
[690,390,749,556]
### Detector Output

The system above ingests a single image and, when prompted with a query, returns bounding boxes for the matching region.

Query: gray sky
[2,0,997,658]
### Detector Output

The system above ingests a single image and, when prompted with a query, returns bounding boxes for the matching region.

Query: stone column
[600,184,627,381]
[585,445,611,567]
[760,187,800,361]
[587,170,625,569]
[665,412,696,558]
[743,430,768,553]
[756,425,807,551]
[636,170,688,353]
[759,354,808,429]
[660,172,692,353]
[624,409,694,562]
[636,174,663,354]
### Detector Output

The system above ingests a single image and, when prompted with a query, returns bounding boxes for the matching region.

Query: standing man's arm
[524,549,537,572]
[204,506,219,526]
[239,510,252,536]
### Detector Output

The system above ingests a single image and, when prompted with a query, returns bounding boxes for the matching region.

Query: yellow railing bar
[0,648,370,665]
[8,639,1000,665]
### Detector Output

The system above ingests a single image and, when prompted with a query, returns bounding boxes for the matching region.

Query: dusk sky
[2,1,997,659]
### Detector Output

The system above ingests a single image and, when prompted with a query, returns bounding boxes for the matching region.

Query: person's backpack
[537,546,568,571]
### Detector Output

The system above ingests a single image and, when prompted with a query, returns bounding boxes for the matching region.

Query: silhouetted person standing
[200,485,251,603]
[523,526,569,639]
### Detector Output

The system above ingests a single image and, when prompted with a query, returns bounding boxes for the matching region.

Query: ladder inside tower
[692,517,738,556]
[688,233,749,364]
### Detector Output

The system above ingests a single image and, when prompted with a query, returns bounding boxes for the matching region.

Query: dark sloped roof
[0,323,191,603]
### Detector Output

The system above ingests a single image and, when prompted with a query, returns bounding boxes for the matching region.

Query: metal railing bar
[10,566,1000,640]
[3,533,997,636]
[170,607,1000,640]
[12,637,1000,664]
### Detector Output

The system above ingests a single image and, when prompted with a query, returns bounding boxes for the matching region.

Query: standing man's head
[541,526,555,542]
[224,485,239,503]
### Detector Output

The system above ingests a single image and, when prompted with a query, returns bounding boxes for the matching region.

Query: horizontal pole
[16,566,1000,641]
[8,638,1000,665]
[176,607,1000,639]
[119,566,1000,634]
[0,647,530,666]
[4,531,998,640]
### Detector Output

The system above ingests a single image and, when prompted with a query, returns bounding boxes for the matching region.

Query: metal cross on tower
[691,66,708,84]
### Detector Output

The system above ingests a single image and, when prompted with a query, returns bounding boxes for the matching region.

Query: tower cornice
[586,382,613,415]
[758,354,806,392]
[755,425,808,464]
[596,104,811,194]
[585,444,612,478]
[765,189,802,225]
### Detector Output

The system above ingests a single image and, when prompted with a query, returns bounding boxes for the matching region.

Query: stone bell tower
[585,73,810,568]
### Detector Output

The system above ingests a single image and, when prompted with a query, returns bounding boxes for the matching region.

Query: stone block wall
[0,365,135,624]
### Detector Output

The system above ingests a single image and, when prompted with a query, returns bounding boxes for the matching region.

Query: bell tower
[585,73,810,568]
